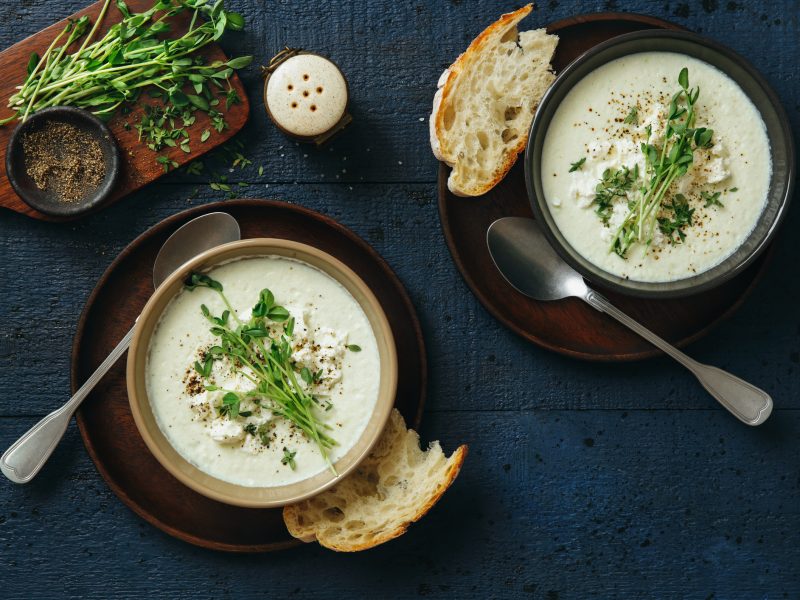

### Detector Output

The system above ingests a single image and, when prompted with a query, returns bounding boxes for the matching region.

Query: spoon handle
[0,326,135,484]
[584,290,772,426]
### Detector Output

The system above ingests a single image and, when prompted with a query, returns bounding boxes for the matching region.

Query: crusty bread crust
[282,410,467,552]
[283,445,468,552]
[431,4,532,168]
[430,4,557,197]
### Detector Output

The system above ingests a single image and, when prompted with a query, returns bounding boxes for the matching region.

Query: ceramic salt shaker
[263,48,352,145]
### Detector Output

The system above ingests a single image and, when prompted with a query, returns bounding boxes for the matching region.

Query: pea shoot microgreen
[0,0,253,164]
[603,67,716,257]
[184,272,338,473]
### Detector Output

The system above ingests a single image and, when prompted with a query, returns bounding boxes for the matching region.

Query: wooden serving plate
[438,13,772,361]
[71,200,427,552]
[0,0,249,221]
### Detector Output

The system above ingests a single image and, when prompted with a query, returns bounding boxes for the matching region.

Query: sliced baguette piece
[430,4,558,196]
[283,409,467,552]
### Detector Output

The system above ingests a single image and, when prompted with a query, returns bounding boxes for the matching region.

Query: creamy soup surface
[541,52,771,282]
[146,256,380,487]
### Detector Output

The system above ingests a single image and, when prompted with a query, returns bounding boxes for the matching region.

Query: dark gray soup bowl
[6,106,120,218]
[525,30,795,298]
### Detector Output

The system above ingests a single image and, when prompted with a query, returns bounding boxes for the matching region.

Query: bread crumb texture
[430,4,558,196]
[283,409,467,552]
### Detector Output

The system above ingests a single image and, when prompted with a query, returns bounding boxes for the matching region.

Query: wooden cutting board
[0,0,250,221]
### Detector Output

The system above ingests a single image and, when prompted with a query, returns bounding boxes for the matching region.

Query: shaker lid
[265,53,349,138]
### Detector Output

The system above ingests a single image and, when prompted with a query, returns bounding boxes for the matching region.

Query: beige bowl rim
[126,238,398,508]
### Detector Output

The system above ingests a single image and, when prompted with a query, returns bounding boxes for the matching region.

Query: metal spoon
[1,212,241,484]
[487,217,772,426]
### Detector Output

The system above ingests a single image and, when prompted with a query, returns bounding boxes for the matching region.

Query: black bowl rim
[524,29,796,298]
[5,106,121,218]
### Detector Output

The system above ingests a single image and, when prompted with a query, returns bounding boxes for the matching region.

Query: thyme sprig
[592,165,638,225]
[185,272,337,474]
[569,157,586,172]
[608,67,714,257]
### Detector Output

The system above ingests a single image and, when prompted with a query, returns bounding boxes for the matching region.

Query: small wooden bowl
[126,238,398,508]
[5,106,120,218]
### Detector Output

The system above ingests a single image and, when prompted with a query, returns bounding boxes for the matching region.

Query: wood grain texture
[2,409,799,597]
[1,0,799,597]
[0,0,249,220]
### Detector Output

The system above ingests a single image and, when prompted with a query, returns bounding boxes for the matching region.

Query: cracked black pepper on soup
[21,121,106,203]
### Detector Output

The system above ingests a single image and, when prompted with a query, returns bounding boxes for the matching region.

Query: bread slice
[430,4,558,196]
[283,409,467,551]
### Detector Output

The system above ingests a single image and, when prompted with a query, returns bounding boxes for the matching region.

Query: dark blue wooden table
[2,1,798,597]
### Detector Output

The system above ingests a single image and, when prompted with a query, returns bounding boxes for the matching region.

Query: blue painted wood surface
[1,1,799,597]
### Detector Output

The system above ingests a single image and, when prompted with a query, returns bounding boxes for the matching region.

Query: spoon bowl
[487,217,588,301]
[487,216,772,426]
[153,212,241,287]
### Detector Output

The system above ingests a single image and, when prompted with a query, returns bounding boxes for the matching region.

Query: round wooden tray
[71,199,427,552]
[438,13,772,361]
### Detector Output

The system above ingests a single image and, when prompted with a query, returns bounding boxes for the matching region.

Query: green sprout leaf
[188,283,338,474]
[623,106,638,125]
[281,448,297,470]
[569,157,586,172]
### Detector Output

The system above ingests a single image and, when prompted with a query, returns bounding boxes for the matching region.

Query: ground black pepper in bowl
[22,121,106,203]
[5,106,120,218]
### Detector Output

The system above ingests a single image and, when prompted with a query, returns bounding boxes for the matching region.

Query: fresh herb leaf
[701,190,724,208]
[226,12,246,31]
[592,165,637,225]
[569,157,586,172]
[26,53,39,76]
[189,285,337,473]
[0,0,252,160]
[281,447,297,470]
[185,160,204,175]
[623,106,638,125]
[266,305,290,322]
[658,193,695,243]
[346,344,362,352]
[156,155,178,172]
[607,67,711,257]
[257,423,271,446]
[185,272,223,292]
[678,67,689,90]
[218,392,241,418]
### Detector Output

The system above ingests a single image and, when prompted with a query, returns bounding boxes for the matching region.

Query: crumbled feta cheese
[209,418,245,444]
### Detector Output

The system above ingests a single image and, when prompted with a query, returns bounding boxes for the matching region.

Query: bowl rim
[126,238,398,508]
[524,29,795,298]
[5,106,121,218]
